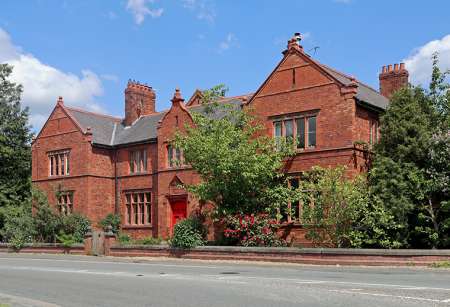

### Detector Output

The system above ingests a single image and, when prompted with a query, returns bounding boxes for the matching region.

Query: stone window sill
[122,224,152,229]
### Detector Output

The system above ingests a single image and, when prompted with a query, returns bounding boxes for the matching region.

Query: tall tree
[0,64,33,208]
[174,86,296,218]
[370,54,450,248]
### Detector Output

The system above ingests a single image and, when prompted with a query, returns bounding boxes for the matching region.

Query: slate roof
[66,98,244,147]
[320,64,389,110]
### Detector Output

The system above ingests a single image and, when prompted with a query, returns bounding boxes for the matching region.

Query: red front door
[171,201,187,231]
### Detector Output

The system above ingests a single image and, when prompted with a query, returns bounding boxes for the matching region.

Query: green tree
[0,64,33,210]
[174,86,296,218]
[370,54,450,248]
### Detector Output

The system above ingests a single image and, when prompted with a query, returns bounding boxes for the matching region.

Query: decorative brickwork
[32,34,408,245]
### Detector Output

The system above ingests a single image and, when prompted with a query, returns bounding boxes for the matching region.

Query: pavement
[0,253,449,307]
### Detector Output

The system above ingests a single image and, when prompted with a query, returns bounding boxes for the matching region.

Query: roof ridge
[320,63,381,94]
[65,106,122,121]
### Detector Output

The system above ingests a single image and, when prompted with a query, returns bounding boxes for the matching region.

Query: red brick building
[31,34,408,244]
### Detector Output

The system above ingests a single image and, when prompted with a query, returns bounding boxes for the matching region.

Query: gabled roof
[65,97,244,147]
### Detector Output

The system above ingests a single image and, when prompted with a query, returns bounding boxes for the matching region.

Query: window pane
[50,156,54,176]
[127,204,131,224]
[135,151,141,172]
[142,150,147,171]
[129,151,135,173]
[296,118,305,149]
[126,194,131,204]
[55,156,59,175]
[60,155,65,175]
[274,121,282,137]
[168,145,173,167]
[66,154,70,175]
[146,204,151,224]
[284,120,293,141]
[133,194,138,204]
[139,193,144,203]
[140,204,145,224]
[133,204,138,224]
[308,116,316,147]
[145,192,151,203]
[176,148,181,163]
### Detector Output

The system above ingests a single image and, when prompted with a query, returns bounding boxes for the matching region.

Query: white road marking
[1,257,450,294]
[296,281,326,284]
[329,289,447,303]
[0,291,60,307]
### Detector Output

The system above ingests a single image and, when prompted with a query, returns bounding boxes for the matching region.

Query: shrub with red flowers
[223,214,286,247]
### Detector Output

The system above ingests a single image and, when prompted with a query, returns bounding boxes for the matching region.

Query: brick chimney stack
[124,80,156,126]
[379,63,409,99]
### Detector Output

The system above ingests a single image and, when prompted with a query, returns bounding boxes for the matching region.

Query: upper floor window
[369,120,379,145]
[125,191,151,226]
[129,149,147,174]
[58,191,73,216]
[273,115,317,150]
[167,144,184,168]
[49,150,70,177]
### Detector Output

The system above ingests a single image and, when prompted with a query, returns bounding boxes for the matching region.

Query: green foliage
[32,189,62,243]
[223,214,286,247]
[99,213,121,234]
[370,53,450,248]
[135,236,163,245]
[429,261,450,268]
[170,217,206,249]
[60,214,91,243]
[56,232,77,248]
[174,86,296,218]
[0,202,34,249]
[117,232,132,245]
[0,64,33,232]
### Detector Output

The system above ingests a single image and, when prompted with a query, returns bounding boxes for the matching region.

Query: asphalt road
[0,253,449,307]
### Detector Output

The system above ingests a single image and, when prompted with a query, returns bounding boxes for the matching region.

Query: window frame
[57,191,74,216]
[48,150,70,177]
[272,113,318,150]
[124,191,152,226]
[167,144,184,168]
[129,149,148,174]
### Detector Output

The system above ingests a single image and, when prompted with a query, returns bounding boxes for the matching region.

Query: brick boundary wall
[0,243,85,255]
[1,242,450,266]
[108,245,450,266]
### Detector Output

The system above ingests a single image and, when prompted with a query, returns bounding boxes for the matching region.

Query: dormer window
[49,150,70,177]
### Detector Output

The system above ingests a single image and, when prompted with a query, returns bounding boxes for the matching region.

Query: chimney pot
[124,79,156,125]
[400,63,405,70]
[394,63,399,71]
[382,66,387,73]
[379,63,409,99]
[388,64,393,72]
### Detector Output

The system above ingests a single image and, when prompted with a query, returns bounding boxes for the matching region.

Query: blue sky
[1,0,449,131]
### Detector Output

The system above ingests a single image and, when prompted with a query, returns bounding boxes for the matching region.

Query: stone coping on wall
[0,243,84,254]
[110,244,450,256]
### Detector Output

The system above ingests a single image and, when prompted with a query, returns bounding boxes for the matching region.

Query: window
[48,150,70,176]
[124,191,151,226]
[129,149,148,174]
[167,144,184,168]
[369,120,379,145]
[279,177,302,223]
[58,192,73,216]
[273,114,317,150]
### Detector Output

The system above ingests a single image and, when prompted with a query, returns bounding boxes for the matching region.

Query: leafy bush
[60,214,91,243]
[170,217,205,249]
[117,232,131,245]
[223,213,286,247]
[0,204,35,249]
[56,232,77,248]
[99,213,121,234]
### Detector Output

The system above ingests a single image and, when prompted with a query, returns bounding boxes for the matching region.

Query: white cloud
[403,34,450,86]
[182,0,216,23]
[218,33,238,53]
[126,0,163,25]
[0,28,104,131]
